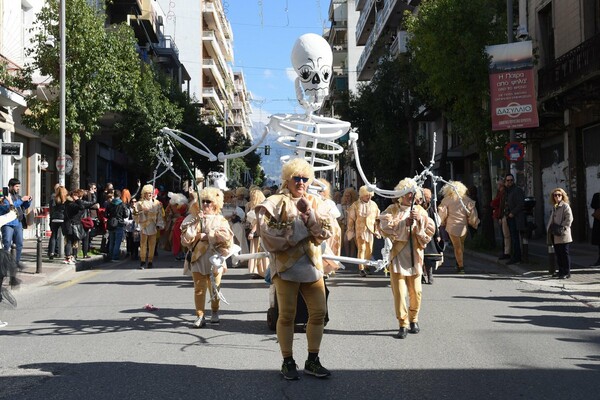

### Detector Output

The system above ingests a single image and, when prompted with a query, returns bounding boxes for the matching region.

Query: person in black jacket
[591,192,600,266]
[48,185,68,259]
[504,174,526,265]
[106,189,129,262]
[62,189,99,265]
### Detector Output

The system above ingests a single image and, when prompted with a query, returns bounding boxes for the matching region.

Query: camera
[2,186,8,197]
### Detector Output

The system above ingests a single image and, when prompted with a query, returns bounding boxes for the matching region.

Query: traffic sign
[504,141,525,162]
[56,154,73,174]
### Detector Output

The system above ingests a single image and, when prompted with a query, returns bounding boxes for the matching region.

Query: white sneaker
[210,312,220,324]
[0,321,8,328]
[192,316,206,328]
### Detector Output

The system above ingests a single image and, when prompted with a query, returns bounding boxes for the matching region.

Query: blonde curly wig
[200,187,225,212]
[440,180,467,199]
[394,178,422,201]
[141,184,154,196]
[358,185,374,198]
[281,157,314,186]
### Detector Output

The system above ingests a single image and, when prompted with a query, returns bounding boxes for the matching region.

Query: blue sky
[226,0,331,118]
[157,0,332,182]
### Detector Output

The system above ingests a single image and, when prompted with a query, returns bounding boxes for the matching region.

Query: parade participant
[246,188,268,278]
[438,181,480,273]
[180,188,233,327]
[340,187,358,257]
[379,178,435,339]
[226,188,249,261]
[421,188,444,284]
[0,178,32,264]
[162,192,188,258]
[346,185,380,277]
[547,188,573,279]
[255,157,334,380]
[133,184,165,269]
[317,178,342,275]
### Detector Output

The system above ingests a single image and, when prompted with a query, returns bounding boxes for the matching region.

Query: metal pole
[58,0,66,257]
[36,223,43,273]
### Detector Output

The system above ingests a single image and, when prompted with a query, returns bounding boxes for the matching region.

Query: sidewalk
[5,235,600,307]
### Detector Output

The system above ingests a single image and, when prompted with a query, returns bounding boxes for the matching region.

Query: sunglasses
[202,200,212,205]
[553,193,562,197]
[292,176,309,183]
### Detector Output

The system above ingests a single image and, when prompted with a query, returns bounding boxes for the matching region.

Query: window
[538,3,555,65]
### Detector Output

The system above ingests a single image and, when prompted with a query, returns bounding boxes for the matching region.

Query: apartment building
[0,0,46,238]
[527,0,600,240]
[231,71,252,139]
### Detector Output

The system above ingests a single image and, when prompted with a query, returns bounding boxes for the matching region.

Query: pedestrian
[106,189,128,262]
[0,178,32,264]
[245,187,268,278]
[346,185,381,277]
[0,207,19,327]
[503,173,526,265]
[133,184,165,269]
[591,192,600,266]
[421,188,444,284]
[255,157,334,380]
[81,182,99,258]
[490,178,510,260]
[125,197,140,260]
[180,188,233,328]
[547,188,573,279]
[62,189,99,264]
[48,185,67,260]
[438,180,480,273]
[379,178,435,339]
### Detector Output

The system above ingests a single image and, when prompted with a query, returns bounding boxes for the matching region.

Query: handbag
[550,223,566,236]
[81,217,95,230]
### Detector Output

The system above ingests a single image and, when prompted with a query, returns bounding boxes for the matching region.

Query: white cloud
[285,67,297,82]
[263,69,273,79]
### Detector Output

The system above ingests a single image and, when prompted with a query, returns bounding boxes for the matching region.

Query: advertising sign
[486,41,539,131]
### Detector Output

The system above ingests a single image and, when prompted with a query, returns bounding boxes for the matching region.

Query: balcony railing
[356,0,374,43]
[538,32,600,99]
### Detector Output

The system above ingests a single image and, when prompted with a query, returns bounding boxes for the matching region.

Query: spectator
[547,188,573,279]
[106,189,129,262]
[62,189,98,264]
[490,178,510,260]
[591,192,600,267]
[48,185,68,260]
[0,178,32,264]
[504,173,526,265]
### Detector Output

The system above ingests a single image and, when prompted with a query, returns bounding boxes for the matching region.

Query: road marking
[57,270,102,289]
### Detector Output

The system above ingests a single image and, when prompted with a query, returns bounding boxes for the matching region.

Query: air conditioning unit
[398,30,408,54]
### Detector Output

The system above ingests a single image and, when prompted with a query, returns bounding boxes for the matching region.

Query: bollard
[548,245,555,275]
[36,235,43,273]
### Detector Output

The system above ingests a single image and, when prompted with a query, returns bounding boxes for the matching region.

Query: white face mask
[291,33,333,107]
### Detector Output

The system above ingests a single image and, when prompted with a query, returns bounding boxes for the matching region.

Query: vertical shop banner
[486,41,539,131]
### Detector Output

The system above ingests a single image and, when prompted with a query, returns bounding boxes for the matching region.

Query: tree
[341,55,425,189]
[406,0,509,248]
[17,0,157,189]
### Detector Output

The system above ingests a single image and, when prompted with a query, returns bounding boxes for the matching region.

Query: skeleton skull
[291,33,332,105]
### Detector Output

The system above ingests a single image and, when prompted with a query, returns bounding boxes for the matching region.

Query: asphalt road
[1,252,599,400]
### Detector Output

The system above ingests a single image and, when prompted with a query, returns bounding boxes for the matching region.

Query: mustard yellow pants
[449,233,467,268]
[274,275,327,358]
[390,271,422,328]
[356,236,373,271]
[140,233,158,263]
[192,271,223,317]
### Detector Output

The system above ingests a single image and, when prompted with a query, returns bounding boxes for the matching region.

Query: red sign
[504,141,524,162]
[487,41,539,131]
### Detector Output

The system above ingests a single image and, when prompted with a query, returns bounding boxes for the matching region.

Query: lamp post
[58,0,66,188]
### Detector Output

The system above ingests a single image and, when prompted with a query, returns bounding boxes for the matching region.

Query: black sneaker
[140,261,146,270]
[304,357,331,378]
[359,269,367,277]
[281,359,299,380]
[147,262,153,269]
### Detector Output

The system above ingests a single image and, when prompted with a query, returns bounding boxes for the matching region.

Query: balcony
[126,0,160,44]
[356,0,375,45]
[538,32,600,100]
